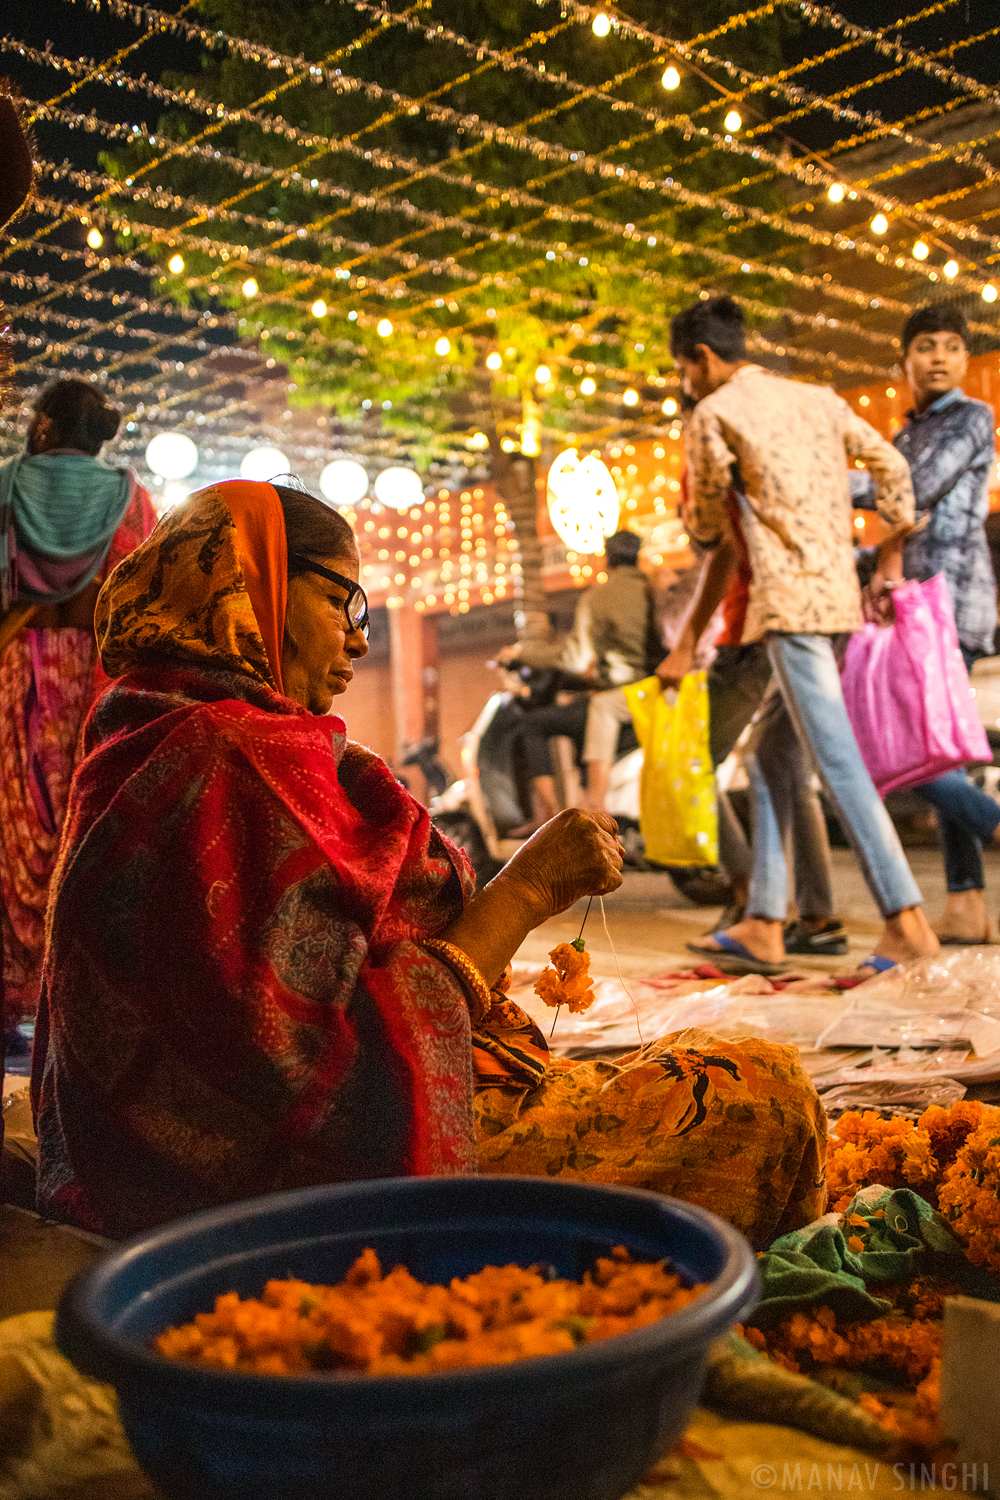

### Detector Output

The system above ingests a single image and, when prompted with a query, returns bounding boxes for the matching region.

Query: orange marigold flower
[847,1235,865,1254]
[534,941,596,1014]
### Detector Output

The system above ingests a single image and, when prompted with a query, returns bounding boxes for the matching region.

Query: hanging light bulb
[912,241,929,260]
[662,397,678,416]
[486,351,502,371]
[724,110,742,132]
[983,285,999,303]
[145,432,198,480]
[827,183,846,204]
[377,318,393,338]
[870,214,889,236]
[661,65,680,90]
[580,377,596,395]
[591,12,611,36]
[168,254,185,274]
[311,298,327,318]
[622,388,639,406]
[435,336,451,356]
[86,227,103,249]
[547,450,620,554]
[944,260,959,279]
[374,466,424,511]
[535,364,552,384]
[320,459,369,506]
[242,277,258,296]
[240,447,289,482]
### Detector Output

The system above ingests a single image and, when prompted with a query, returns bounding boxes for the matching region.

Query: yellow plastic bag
[623,671,718,867]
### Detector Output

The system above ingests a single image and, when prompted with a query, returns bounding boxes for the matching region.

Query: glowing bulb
[377,318,393,338]
[983,284,998,303]
[547,449,620,554]
[145,431,198,480]
[374,466,424,511]
[662,66,680,90]
[86,228,103,249]
[827,183,845,204]
[944,260,959,279]
[320,459,369,507]
[870,214,889,236]
[662,397,678,416]
[623,388,639,406]
[591,12,610,36]
[535,364,552,384]
[168,254,185,274]
[486,351,502,370]
[435,336,451,356]
[912,241,929,260]
[724,110,742,132]
[242,277,258,297]
[311,298,327,318]
[240,446,288,482]
[580,377,596,395]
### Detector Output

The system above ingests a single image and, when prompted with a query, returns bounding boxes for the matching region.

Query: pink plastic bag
[841,574,990,796]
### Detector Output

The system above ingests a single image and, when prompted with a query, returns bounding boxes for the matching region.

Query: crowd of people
[500,296,998,985]
[0,158,995,1252]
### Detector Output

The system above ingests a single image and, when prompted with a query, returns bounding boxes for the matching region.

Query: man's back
[685,365,913,641]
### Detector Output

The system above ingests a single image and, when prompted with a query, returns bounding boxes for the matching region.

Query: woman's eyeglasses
[289,555,370,640]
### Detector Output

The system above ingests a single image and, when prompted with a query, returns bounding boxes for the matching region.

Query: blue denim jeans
[910,646,999,893]
[748,634,923,920]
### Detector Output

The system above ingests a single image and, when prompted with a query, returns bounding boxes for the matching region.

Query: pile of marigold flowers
[826,1101,1000,1273]
[155,1246,705,1377]
[535,938,596,1014]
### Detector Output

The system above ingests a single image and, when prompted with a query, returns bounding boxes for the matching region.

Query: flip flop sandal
[701,902,746,938]
[832,954,897,990]
[685,933,790,977]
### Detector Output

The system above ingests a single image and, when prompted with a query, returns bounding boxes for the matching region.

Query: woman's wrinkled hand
[499,808,624,922]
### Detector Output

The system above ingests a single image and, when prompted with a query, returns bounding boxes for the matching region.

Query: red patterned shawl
[31,484,478,1237]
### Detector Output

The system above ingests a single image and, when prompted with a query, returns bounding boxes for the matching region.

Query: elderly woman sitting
[31,481,826,1244]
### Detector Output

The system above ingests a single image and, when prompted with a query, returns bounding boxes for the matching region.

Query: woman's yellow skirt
[474,1028,827,1249]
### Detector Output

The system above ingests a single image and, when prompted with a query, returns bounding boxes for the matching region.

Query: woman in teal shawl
[1,378,156,1051]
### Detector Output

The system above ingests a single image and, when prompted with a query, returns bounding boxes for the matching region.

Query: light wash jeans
[708,644,835,917]
[747,634,922,920]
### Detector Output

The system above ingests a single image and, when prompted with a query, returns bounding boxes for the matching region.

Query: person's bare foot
[932,888,992,944]
[697,915,785,964]
[836,905,940,981]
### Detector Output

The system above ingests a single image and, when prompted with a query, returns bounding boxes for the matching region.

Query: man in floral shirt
[672,294,937,982]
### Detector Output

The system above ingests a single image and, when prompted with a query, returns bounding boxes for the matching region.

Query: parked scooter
[407,671,731,904]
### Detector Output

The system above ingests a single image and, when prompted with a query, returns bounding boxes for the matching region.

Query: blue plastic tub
[56,1175,759,1500]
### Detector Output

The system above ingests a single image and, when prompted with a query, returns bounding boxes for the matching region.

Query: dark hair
[33,377,120,455]
[901,304,968,355]
[272,483,357,578]
[604,529,643,568]
[669,295,747,363]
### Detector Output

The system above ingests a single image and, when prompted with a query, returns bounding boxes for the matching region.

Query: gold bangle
[422,938,493,1023]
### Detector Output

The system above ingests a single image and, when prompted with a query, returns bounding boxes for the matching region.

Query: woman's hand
[497,808,624,922]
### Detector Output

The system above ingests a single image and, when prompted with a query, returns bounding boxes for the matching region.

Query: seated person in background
[574,528,663,813]
[494,640,592,838]
[32,479,826,1249]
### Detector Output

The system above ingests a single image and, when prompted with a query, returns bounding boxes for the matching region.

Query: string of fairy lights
[1,0,999,617]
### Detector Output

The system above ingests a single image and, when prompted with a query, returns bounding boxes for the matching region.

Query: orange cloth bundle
[534,939,596,1014]
[155,1247,705,1377]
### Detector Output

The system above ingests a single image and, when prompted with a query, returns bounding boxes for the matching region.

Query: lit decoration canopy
[320,458,369,507]
[144,432,198,480]
[546,449,620,556]
[240,447,289,482]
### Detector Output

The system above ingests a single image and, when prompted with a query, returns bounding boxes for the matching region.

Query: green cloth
[0,451,133,606]
[750,1186,967,1328]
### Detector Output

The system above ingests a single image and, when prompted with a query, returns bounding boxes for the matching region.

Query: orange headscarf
[95,480,289,695]
[222,480,287,694]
